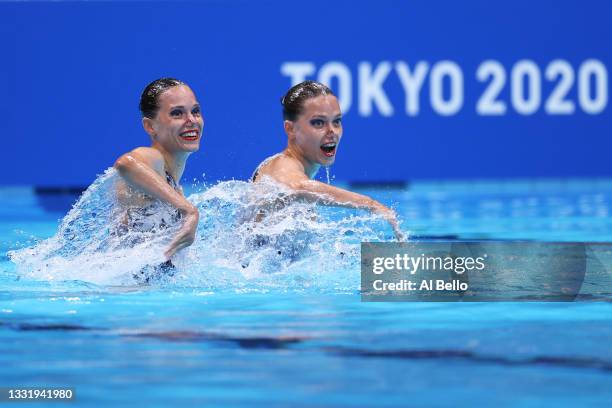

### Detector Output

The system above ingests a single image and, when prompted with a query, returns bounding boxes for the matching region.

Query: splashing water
[8,169,180,285]
[9,169,401,291]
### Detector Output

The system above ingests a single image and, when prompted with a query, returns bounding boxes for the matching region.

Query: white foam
[9,169,404,291]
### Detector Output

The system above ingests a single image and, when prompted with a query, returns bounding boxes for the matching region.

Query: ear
[142,117,156,139]
[284,120,295,142]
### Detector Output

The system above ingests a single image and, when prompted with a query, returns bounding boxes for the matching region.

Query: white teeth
[181,131,197,137]
[321,143,336,148]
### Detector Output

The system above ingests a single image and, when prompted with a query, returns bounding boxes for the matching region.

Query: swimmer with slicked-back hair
[252,80,405,241]
[114,78,202,260]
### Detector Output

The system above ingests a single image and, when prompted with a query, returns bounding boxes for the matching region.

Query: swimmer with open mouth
[251,80,405,241]
[114,78,203,260]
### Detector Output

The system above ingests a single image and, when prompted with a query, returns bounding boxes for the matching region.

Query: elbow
[181,203,200,221]
[185,204,199,217]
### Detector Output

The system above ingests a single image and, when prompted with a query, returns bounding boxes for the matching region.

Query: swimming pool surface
[1,179,611,407]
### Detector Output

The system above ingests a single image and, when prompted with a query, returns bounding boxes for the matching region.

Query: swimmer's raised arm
[115,148,199,259]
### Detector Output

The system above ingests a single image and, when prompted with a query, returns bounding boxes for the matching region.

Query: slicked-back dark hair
[281,80,335,121]
[139,78,185,119]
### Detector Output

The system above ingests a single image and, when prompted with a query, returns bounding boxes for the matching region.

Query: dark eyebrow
[310,114,340,119]
[171,104,200,110]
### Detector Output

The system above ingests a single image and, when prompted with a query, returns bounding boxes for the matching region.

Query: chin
[320,157,336,166]
[181,143,200,153]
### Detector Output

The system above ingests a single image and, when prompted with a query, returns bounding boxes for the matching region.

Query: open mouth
[180,129,199,141]
[320,142,337,157]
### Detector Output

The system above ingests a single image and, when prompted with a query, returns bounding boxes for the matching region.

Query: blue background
[2,0,611,186]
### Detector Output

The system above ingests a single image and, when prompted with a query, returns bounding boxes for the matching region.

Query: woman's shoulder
[129,147,164,166]
[129,147,164,162]
[252,153,304,183]
[113,147,165,175]
[252,153,279,182]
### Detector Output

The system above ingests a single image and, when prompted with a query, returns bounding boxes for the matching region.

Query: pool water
[1,179,612,407]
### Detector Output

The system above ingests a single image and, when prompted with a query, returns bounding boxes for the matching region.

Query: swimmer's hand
[164,205,199,259]
[372,203,406,242]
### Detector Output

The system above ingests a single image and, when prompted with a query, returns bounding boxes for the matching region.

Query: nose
[186,111,202,127]
[186,112,196,124]
[327,122,340,137]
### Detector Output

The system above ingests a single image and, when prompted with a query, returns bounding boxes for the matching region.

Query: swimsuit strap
[164,170,183,221]
[165,170,180,190]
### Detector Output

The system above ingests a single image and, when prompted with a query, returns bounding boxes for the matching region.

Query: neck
[284,145,320,179]
[153,143,190,182]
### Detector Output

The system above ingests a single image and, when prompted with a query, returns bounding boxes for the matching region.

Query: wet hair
[281,80,335,121]
[139,77,186,119]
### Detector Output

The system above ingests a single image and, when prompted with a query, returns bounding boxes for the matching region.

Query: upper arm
[289,179,377,210]
[113,147,194,213]
[113,147,166,203]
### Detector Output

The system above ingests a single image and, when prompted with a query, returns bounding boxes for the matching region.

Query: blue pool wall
[2,0,611,186]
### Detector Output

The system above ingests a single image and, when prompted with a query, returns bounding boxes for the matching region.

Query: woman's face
[288,95,343,167]
[145,85,203,153]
